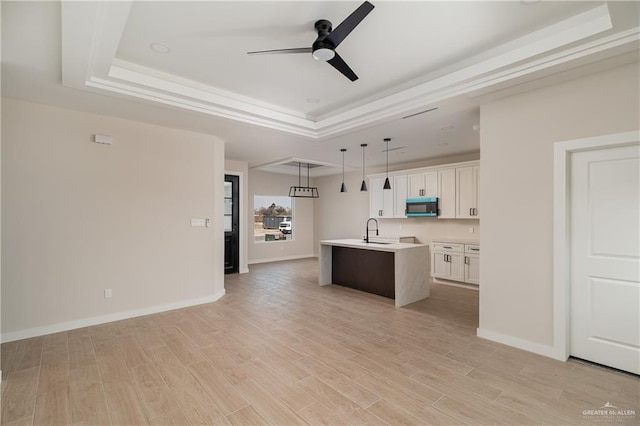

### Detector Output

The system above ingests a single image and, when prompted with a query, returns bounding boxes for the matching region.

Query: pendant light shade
[340,148,347,193]
[383,138,392,190]
[360,143,368,192]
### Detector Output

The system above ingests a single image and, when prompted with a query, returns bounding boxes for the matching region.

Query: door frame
[553,130,640,361]
[224,170,248,274]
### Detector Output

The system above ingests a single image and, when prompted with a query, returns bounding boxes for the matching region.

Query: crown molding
[61,2,637,140]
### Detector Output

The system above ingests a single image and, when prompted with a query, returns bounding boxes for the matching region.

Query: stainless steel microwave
[406,197,438,217]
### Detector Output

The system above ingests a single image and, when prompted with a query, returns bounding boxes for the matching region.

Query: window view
[254,195,293,242]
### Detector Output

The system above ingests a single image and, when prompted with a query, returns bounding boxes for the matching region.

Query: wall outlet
[468,227,475,234]
[104,288,112,299]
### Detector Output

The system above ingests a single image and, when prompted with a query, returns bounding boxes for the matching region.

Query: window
[254,195,293,242]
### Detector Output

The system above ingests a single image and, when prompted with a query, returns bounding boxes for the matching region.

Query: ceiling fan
[247,1,375,81]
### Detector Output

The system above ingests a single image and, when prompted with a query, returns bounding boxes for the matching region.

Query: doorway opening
[224,174,240,274]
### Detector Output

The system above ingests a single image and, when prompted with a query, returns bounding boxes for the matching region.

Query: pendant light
[383,138,391,190]
[360,143,368,192]
[340,148,347,193]
[289,162,319,198]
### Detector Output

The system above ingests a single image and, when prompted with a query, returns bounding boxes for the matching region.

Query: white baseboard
[1,289,226,343]
[239,267,250,274]
[249,254,316,265]
[476,327,564,361]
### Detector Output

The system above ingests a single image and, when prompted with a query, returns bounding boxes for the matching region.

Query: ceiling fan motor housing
[312,20,336,61]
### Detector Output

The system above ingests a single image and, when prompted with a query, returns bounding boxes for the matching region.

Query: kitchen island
[319,239,430,307]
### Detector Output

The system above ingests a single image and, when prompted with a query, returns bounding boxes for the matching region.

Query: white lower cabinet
[431,243,465,282]
[432,241,479,285]
[464,244,480,285]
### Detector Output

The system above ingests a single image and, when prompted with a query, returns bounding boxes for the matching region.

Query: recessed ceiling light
[150,43,170,54]
[306,98,320,104]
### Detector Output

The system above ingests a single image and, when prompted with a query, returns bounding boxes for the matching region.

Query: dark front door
[224,175,239,274]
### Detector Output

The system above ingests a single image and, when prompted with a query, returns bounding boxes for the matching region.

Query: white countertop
[320,238,428,252]
[431,238,479,245]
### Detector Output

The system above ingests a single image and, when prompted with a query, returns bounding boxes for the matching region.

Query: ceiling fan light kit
[247,2,374,81]
[312,48,335,62]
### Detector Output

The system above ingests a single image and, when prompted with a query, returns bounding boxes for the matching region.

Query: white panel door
[570,144,640,374]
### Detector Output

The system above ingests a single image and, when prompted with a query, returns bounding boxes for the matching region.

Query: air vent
[402,107,438,120]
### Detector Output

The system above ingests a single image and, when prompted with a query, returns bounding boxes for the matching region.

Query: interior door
[224,175,240,274]
[570,144,640,374]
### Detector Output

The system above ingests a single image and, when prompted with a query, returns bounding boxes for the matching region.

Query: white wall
[314,153,481,254]
[479,63,640,350]
[225,159,249,273]
[248,169,315,263]
[1,99,226,341]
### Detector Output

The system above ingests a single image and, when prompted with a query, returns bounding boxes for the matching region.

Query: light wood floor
[1,258,638,425]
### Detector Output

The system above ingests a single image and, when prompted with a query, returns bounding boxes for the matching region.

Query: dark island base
[331,246,395,299]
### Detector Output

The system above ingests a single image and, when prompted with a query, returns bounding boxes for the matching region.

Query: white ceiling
[2,1,639,176]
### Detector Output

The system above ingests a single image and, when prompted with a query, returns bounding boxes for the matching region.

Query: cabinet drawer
[432,242,464,252]
[465,244,480,254]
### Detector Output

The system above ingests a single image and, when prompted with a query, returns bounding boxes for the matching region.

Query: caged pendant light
[360,143,368,192]
[340,148,347,193]
[383,138,391,190]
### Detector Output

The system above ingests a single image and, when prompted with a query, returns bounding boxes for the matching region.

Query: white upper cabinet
[456,165,480,218]
[437,168,456,219]
[369,176,394,218]
[393,175,408,218]
[408,171,438,198]
[368,160,479,220]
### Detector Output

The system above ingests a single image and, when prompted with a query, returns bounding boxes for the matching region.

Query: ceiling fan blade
[327,52,358,81]
[247,47,312,55]
[326,1,374,48]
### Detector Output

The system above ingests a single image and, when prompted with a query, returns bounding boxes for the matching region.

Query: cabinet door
[464,254,480,285]
[407,173,424,198]
[423,171,438,198]
[456,166,480,218]
[473,165,480,218]
[394,175,408,218]
[432,252,449,278]
[408,171,438,198]
[456,166,475,218]
[369,177,394,218]
[438,168,456,219]
[449,253,465,282]
[369,177,384,218]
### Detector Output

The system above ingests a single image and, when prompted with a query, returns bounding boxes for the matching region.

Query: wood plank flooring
[1,258,638,425]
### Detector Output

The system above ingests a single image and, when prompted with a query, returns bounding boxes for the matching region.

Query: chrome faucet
[365,218,379,243]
